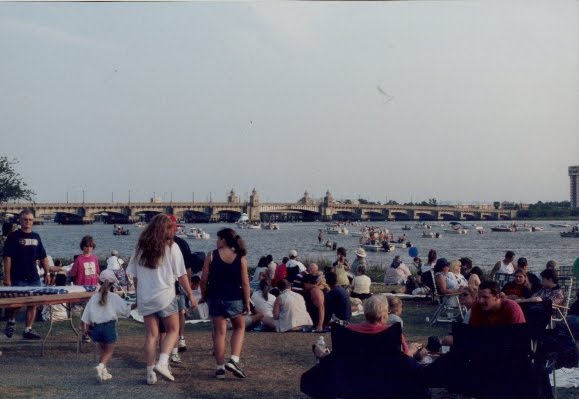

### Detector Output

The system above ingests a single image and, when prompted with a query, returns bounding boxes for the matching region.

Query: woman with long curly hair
[126,214,197,385]
[200,228,250,379]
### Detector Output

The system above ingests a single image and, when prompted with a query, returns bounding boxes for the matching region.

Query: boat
[560,226,579,237]
[361,243,382,252]
[422,231,442,238]
[236,213,250,228]
[175,226,188,238]
[134,222,145,228]
[263,223,280,230]
[113,228,130,236]
[248,222,262,230]
[326,224,349,235]
[402,225,413,231]
[186,227,210,240]
[491,226,515,232]
[531,226,544,232]
[443,228,468,235]
[550,223,571,228]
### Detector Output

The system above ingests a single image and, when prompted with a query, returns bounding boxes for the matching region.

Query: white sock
[97,363,105,369]
[216,364,225,370]
[230,355,240,363]
[147,366,155,374]
[24,327,32,333]
[158,353,169,366]
[171,347,178,355]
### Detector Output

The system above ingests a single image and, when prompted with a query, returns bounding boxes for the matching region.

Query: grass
[0,299,576,399]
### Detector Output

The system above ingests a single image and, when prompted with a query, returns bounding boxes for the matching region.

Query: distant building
[570,165,579,208]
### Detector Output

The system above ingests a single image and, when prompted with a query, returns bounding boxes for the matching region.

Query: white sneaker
[170,353,182,364]
[102,368,112,381]
[178,336,187,352]
[95,364,105,382]
[147,371,157,385]
[154,363,175,381]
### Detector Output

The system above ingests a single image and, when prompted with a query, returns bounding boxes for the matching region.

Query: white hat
[99,269,118,284]
[289,249,298,257]
[111,250,119,256]
[355,248,367,258]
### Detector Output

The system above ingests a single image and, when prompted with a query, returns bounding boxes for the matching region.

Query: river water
[32,220,578,273]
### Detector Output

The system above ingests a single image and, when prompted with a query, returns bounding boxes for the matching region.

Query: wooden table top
[0,292,95,308]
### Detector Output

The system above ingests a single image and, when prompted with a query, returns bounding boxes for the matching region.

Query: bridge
[0,190,516,224]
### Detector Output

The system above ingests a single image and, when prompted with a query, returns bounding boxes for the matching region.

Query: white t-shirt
[251,290,276,318]
[352,275,372,294]
[106,255,125,271]
[126,242,186,316]
[81,291,132,325]
[286,259,306,272]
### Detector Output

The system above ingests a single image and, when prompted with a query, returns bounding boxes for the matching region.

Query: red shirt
[70,254,100,286]
[469,298,526,326]
[347,322,410,355]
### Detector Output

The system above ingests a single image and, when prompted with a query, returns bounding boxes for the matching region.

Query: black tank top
[207,249,243,301]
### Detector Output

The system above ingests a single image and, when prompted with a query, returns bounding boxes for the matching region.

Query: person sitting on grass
[323,272,351,327]
[81,270,135,382]
[272,279,313,332]
[387,296,404,328]
[249,279,277,330]
[350,265,372,300]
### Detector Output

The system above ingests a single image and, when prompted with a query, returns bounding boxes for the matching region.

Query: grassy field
[0,298,576,399]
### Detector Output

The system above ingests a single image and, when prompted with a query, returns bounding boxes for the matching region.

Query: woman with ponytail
[81,270,134,382]
[200,228,250,379]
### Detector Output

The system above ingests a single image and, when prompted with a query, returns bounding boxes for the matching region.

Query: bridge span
[1,190,515,224]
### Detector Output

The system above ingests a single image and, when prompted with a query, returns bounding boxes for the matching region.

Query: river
[31,220,578,273]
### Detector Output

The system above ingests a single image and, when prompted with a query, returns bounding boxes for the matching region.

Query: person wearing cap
[350,247,368,276]
[286,250,306,283]
[516,257,541,293]
[81,270,135,382]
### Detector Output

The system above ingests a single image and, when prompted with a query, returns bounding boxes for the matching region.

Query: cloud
[0,16,118,51]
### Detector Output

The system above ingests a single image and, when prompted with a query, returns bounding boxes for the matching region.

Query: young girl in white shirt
[81,269,134,382]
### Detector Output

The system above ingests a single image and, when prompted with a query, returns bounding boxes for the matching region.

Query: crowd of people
[1,209,578,397]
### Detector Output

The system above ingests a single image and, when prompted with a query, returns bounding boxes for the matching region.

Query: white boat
[248,222,261,230]
[263,223,280,230]
[402,225,413,231]
[134,222,145,228]
[443,228,468,235]
[361,243,382,252]
[326,225,349,235]
[186,227,210,240]
[175,226,188,238]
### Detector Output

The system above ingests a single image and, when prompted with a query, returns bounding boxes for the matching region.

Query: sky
[1,1,578,205]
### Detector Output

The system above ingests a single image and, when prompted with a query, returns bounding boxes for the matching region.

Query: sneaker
[170,353,182,364]
[102,368,112,381]
[82,335,91,344]
[215,368,226,379]
[95,364,105,382]
[154,363,175,381]
[178,336,187,352]
[147,371,157,385]
[22,330,41,340]
[225,359,246,378]
[4,321,15,338]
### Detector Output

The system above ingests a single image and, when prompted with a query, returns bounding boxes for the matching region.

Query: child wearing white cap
[81,269,135,382]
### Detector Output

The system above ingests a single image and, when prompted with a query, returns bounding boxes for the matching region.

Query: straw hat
[355,248,367,258]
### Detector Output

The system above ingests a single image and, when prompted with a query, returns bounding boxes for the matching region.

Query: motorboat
[491,225,515,232]
[560,225,579,237]
[248,222,262,230]
[443,228,468,235]
[402,225,413,231]
[361,243,382,252]
[236,213,250,228]
[113,228,130,236]
[175,226,188,238]
[422,231,442,238]
[263,223,280,230]
[186,227,210,240]
[531,226,544,232]
[550,223,571,228]
[326,224,349,235]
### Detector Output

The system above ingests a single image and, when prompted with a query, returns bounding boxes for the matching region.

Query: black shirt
[3,230,47,283]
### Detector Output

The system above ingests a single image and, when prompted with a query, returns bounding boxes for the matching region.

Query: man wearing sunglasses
[3,208,50,340]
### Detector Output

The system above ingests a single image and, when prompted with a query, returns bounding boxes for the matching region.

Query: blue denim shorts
[177,294,186,311]
[90,320,117,344]
[208,299,244,319]
[154,296,179,319]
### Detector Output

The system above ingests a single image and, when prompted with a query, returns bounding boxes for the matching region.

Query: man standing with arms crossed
[3,209,50,339]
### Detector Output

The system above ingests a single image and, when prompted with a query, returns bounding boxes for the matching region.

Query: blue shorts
[90,320,117,344]
[152,297,179,319]
[208,299,244,319]
[177,294,186,311]
[13,279,42,287]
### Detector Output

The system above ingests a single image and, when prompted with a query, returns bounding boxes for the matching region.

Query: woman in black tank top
[200,228,250,379]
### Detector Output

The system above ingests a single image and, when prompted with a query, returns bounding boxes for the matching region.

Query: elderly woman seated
[383,255,412,285]
[313,295,421,358]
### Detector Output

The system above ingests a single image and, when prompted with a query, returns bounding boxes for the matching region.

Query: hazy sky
[1,1,577,205]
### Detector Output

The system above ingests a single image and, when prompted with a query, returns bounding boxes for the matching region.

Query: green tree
[0,157,35,205]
